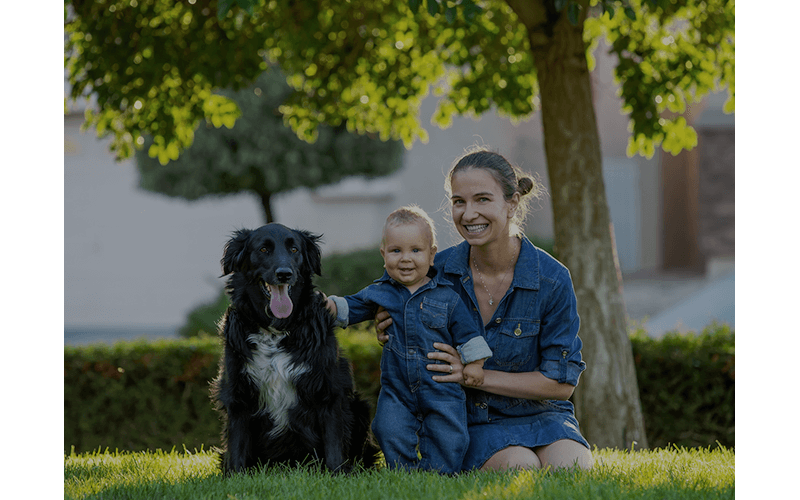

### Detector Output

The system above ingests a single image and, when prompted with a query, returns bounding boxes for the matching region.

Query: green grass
[64,446,734,499]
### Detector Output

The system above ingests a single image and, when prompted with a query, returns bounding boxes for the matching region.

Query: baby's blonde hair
[382,205,438,249]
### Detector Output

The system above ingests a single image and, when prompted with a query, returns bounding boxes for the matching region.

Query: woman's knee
[535,439,594,470]
[480,446,542,471]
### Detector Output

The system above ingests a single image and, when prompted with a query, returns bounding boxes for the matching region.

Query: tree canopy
[65,0,733,162]
[136,67,403,222]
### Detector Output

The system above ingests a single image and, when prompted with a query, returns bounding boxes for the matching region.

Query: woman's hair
[383,204,438,249]
[444,145,542,235]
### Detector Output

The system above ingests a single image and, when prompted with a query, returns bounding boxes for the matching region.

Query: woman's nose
[462,202,479,221]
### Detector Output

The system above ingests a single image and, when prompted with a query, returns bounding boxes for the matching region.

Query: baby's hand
[319,292,337,316]
[463,363,484,387]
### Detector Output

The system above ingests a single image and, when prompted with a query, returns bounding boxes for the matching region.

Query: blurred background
[64,39,734,346]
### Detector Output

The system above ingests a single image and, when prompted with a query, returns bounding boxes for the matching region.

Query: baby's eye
[412,248,420,253]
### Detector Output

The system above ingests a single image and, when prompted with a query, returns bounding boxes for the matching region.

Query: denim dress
[331,269,492,474]
[435,237,590,470]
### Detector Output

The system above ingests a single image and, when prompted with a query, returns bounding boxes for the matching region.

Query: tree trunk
[508,0,648,449]
[257,190,275,223]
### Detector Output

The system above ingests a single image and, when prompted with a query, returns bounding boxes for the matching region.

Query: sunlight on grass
[64,447,219,498]
[65,446,734,500]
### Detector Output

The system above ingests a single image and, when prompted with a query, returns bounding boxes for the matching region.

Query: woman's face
[449,167,519,247]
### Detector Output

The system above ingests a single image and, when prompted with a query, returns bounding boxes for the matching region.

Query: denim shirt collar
[374,266,453,290]
[442,236,541,291]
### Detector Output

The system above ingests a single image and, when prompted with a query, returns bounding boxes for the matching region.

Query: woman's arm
[427,342,575,401]
[476,368,575,401]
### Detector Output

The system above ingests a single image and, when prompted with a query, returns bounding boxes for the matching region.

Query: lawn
[64,446,734,499]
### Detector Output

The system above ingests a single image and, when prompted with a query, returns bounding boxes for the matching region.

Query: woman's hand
[427,342,465,384]
[375,306,391,345]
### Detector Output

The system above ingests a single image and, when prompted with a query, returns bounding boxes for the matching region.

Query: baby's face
[380,222,436,289]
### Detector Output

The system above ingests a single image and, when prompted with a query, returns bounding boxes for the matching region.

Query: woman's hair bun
[517,176,535,196]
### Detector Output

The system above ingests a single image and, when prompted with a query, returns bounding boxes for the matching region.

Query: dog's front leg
[321,408,348,473]
[224,413,253,474]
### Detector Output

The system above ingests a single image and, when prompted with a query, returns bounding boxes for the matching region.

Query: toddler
[327,205,491,473]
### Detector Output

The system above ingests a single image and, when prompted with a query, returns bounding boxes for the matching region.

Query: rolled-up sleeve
[537,274,586,386]
[457,335,492,365]
[447,296,492,364]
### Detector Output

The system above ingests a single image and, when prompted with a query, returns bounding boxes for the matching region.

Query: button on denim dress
[333,269,491,474]
[435,237,590,470]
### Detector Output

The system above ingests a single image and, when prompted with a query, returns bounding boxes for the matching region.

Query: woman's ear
[507,192,520,218]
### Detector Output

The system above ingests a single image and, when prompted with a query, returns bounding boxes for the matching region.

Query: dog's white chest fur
[245,329,309,437]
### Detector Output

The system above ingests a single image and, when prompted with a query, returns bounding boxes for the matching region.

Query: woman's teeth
[465,224,488,234]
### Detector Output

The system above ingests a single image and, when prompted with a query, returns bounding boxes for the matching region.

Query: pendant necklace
[472,246,517,307]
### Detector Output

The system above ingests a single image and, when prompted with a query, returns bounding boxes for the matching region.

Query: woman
[376,147,594,471]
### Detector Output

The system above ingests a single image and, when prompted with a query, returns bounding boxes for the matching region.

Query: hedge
[64,323,733,454]
[630,323,734,449]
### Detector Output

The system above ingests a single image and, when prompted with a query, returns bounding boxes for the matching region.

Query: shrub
[64,322,733,454]
[64,336,221,453]
[630,323,735,449]
[64,325,382,454]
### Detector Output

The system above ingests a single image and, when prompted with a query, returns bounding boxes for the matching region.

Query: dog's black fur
[211,223,377,474]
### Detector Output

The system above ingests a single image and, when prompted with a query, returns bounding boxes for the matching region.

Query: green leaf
[427,0,440,17]
[409,0,422,14]
[554,0,568,11]
[217,0,235,20]
[446,6,456,24]
[567,2,581,25]
[463,0,482,22]
[624,6,636,21]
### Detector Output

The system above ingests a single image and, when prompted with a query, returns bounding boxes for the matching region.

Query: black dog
[211,223,376,474]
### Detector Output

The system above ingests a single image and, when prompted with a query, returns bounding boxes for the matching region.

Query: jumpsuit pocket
[491,319,540,370]
[420,297,448,329]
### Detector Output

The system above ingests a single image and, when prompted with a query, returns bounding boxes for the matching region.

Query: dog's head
[221,224,322,320]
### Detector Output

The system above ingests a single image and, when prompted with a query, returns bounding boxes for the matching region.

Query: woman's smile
[464,223,489,235]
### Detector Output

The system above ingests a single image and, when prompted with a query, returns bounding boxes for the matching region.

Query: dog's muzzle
[261,270,294,319]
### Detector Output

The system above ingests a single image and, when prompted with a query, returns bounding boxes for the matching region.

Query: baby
[327,205,491,473]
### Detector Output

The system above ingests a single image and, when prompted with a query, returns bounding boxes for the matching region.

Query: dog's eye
[290,247,298,253]
[260,247,267,253]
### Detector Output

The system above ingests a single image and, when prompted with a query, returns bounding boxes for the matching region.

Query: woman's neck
[470,234,520,274]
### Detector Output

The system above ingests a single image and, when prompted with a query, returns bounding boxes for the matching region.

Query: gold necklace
[472,248,516,306]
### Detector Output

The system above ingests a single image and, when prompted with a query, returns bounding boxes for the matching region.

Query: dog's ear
[297,229,323,277]
[221,229,252,276]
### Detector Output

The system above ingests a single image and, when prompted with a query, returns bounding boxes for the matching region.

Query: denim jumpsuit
[331,269,492,474]
[435,237,590,471]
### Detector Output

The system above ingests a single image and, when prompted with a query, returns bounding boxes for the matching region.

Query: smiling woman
[373,146,592,472]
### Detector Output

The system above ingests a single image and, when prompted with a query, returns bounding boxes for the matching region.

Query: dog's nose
[275,268,293,283]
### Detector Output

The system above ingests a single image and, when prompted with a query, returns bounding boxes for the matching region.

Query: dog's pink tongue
[269,284,293,318]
